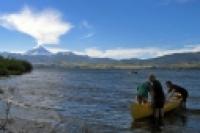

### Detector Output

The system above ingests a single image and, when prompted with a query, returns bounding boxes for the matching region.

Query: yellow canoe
[130,96,182,120]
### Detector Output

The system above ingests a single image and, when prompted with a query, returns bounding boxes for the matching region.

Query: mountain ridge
[1,47,200,69]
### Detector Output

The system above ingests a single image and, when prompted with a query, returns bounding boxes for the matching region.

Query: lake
[0,67,200,133]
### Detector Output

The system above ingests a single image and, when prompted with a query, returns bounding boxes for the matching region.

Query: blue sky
[0,0,200,59]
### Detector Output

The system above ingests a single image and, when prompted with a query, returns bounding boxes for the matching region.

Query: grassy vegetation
[0,56,32,76]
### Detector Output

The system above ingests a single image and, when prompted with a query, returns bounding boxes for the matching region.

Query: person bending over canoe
[149,74,165,126]
[136,82,151,104]
[166,81,188,108]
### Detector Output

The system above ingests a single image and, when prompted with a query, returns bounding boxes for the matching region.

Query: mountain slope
[25,46,52,55]
[149,52,200,64]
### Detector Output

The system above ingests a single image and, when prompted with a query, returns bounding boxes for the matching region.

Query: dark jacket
[151,80,165,108]
[169,84,188,101]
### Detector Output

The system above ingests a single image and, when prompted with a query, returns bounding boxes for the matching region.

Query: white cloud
[80,45,200,59]
[80,20,95,39]
[81,20,92,29]
[81,32,95,39]
[0,6,73,46]
[45,46,69,53]
[83,47,162,59]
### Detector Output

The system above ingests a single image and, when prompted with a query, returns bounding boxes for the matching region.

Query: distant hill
[148,52,200,64]
[124,52,200,69]
[1,46,200,69]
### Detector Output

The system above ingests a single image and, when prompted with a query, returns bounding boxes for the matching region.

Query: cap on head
[149,74,156,81]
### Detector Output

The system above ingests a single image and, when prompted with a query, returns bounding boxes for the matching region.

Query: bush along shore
[0,56,32,76]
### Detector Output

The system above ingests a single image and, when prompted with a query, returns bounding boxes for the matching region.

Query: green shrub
[0,56,32,76]
[20,60,33,72]
[0,65,9,76]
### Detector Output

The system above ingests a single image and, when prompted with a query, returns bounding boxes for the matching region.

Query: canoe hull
[130,97,182,120]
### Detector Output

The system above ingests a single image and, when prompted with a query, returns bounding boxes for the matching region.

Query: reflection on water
[0,68,199,133]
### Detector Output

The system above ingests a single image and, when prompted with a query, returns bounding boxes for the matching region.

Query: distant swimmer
[136,82,151,104]
[166,81,188,108]
[132,71,138,74]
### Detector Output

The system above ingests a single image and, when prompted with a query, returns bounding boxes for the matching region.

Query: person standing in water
[149,74,165,126]
[166,81,188,108]
[136,82,151,104]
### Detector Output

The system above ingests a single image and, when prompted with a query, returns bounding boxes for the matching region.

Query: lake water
[0,67,200,133]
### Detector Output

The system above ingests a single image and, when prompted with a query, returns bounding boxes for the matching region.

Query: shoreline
[33,64,200,70]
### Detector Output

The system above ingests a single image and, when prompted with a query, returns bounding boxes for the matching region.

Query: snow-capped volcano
[25,46,52,55]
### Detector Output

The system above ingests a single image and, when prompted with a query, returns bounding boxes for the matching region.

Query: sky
[0,0,200,59]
